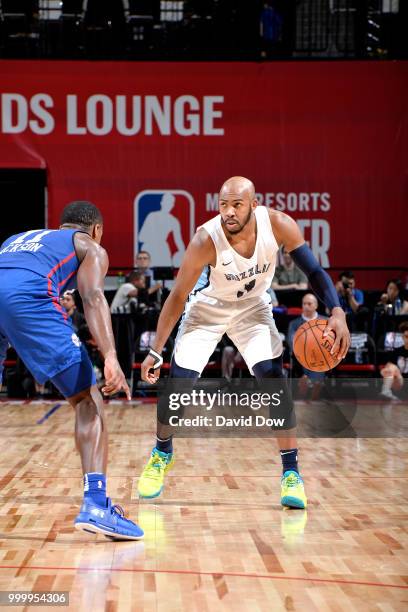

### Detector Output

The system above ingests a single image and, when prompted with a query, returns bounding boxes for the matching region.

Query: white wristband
[148,347,163,369]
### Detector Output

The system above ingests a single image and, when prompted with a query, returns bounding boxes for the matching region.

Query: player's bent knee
[170,358,200,380]
[156,358,199,426]
[67,384,99,408]
[253,356,284,380]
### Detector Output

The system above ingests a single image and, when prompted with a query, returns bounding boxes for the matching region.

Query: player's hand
[324,307,350,360]
[102,353,131,400]
[141,354,161,384]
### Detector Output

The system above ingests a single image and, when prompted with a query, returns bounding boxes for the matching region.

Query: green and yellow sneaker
[281,470,307,509]
[137,448,174,499]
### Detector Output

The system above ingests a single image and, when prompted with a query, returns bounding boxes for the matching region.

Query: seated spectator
[336,270,364,314]
[287,293,327,397]
[134,250,153,278]
[335,270,369,332]
[60,290,86,333]
[134,250,162,303]
[380,321,408,400]
[377,278,408,315]
[61,289,104,385]
[221,342,246,382]
[110,271,146,314]
[272,247,308,290]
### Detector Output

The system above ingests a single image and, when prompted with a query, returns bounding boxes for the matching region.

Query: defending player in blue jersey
[0,201,143,540]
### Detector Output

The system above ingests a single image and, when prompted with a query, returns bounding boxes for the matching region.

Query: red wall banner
[0,60,406,287]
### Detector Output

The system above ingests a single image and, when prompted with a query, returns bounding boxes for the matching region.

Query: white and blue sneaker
[74,497,144,540]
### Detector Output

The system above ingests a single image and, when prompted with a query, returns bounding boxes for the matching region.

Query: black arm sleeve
[290,243,341,312]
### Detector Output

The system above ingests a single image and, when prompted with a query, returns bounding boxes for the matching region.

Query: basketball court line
[0,564,406,590]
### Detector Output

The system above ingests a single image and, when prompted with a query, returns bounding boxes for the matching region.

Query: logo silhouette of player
[0,201,143,540]
[138,192,186,266]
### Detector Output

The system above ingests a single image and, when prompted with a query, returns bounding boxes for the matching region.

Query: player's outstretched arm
[141,230,214,384]
[270,210,350,359]
[75,234,130,399]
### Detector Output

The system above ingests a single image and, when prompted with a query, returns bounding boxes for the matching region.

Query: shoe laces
[112,504,125,517]
[145,452,167,479]
[111,504,133,524]
[284,472,301,488]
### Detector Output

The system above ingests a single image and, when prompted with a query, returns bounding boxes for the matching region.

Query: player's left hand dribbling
[324,307,350,360]
[141,354,161,384]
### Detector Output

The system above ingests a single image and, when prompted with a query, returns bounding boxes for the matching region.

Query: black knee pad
[158,358,199,425]
[252,356,284,380]
[169,358,200,379]
[252,356,296,429]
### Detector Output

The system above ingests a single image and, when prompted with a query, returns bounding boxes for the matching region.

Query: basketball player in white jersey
[137,176,350,508]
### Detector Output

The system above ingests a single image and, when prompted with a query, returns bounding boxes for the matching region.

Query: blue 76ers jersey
[0,228,81,296]
[0,228,89,384]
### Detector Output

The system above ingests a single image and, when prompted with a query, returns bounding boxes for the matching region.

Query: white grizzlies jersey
[192,206,279,303]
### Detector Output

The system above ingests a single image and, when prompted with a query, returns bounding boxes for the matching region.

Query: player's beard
[221,208,253,235]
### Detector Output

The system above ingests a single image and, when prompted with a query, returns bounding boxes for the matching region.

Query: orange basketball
[293,319,340,372]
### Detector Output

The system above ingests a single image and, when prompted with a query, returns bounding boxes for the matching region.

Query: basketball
[293,319,341,372]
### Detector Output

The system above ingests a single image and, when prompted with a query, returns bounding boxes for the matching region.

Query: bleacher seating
[2,287,407,399]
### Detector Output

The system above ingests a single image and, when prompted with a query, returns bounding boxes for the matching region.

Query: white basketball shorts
[173,294,283,374]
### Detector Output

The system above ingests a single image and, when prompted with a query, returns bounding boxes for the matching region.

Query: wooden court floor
[0,400,407,611]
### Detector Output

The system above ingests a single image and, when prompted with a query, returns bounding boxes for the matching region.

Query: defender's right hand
[141,354,161,384]
[103,354,131,400]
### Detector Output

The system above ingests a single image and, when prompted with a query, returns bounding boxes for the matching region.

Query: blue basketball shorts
[0,268,96,397]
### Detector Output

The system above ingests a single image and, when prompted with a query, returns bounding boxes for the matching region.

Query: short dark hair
[339,270,354,280]
[128,271,144,283]
[399,321,408,334]
[387,278,401,291]
[60,201,103,229]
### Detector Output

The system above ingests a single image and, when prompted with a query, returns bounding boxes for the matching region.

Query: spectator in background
[60,290,86,333]
[260,1,283,59]
[61,290,104,385]
[377,278,408,315]
[110,271,146,314]
[380,321,408,400]
[134,250,162,304]
[287,293,327,397]
[335,270,369,332]
[336,271,364,314]
[110,271,157,386]
[272,247,308,291]
[134,250,154,281]
[221,339,246,382]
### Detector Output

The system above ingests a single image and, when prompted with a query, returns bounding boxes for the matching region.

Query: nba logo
[134,190,195,267]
